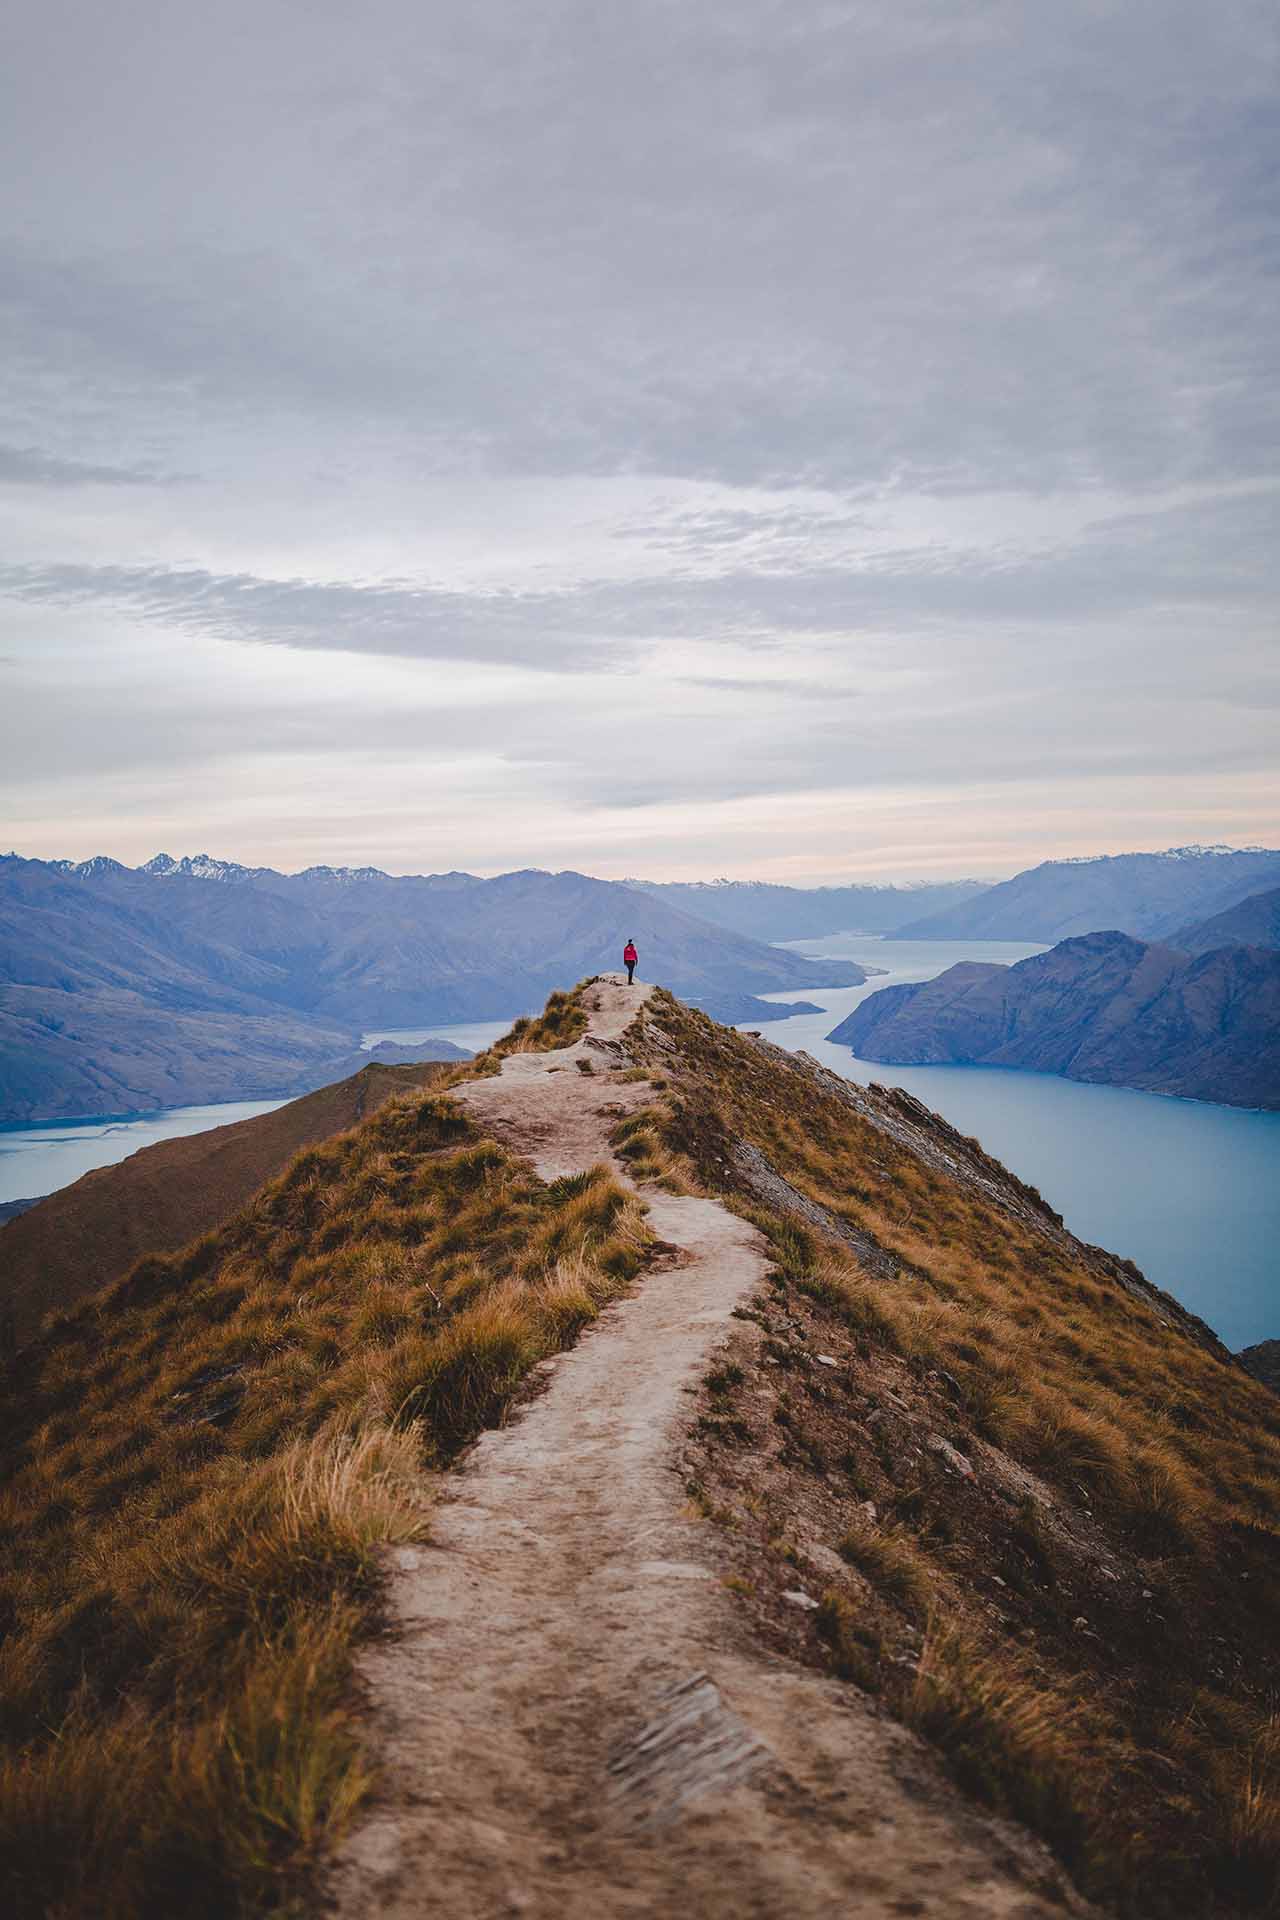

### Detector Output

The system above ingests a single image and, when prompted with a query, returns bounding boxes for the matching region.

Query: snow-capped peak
[141,852,262,881]
[72,855,128,877]
[1051,844,1270,868]
[297,864,390,884]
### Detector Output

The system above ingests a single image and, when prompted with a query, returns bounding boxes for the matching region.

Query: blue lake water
[360,1019,510,1054]
[746,934,1280,1352]
[0,1021,503,1210]
[0,1099,288,1206]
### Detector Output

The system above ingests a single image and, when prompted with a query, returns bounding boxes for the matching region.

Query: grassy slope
[0,988,642,1919]
[0,1062,450,1351]
[627,991,1280,1918]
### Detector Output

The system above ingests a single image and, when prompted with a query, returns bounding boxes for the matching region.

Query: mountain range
[830,928,1280,1108]
[628,875,988,941]
[7,842,1279,1126]
[0,856,861,1122]
[1172,884,1280,955]
[893,845,1280,943]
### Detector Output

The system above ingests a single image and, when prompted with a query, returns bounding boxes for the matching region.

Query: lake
[360,1019,510,1054]
[746,934,1280,1352]
[0,1099,289,1207]
[0,1018,507,1211]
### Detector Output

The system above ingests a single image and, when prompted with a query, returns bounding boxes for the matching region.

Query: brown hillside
[0,1062,447,1352]
[623,992,1280,1918]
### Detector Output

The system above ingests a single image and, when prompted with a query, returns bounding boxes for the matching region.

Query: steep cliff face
[829,929,1280,1107]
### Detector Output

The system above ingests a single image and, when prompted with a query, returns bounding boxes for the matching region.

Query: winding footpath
[326,978,1085,1920]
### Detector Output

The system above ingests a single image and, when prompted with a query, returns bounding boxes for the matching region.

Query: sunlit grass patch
[609,1106,699,1192]
[470,983,592,1075]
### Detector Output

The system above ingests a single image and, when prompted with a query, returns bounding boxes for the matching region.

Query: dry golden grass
[468,986,589,1075]
[643,991,1280,1917]
[0,1000,647,1920]
[837,1515,934,1620]
[609,1105,701,1194]
[905,1621,1099,1872]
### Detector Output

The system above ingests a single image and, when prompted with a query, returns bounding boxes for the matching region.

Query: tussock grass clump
[838,1517,933,1620]
[0,1060,647,1919]
[609,1106,699,1193]
[470,984,591,1074]
[905,1623,1098,1875]
[1201,1709,1280,1911]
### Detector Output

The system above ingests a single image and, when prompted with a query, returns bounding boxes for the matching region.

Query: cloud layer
[1,0,1276,876]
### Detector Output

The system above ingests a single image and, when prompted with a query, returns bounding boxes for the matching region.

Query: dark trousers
[626,962,635,984]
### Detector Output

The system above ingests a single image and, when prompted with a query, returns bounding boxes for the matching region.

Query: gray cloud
[2,2,1276,494]
[0,0,1276,875]
[0,562,624,671]
[4,481,1274,667]
[0,443,168,488]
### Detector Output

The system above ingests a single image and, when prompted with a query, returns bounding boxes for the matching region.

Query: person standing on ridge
[623,939,638,986]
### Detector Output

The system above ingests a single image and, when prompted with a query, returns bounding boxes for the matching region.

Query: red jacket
[623,943,638,964]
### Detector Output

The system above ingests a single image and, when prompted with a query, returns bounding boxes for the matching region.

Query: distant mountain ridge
[829,929,1280,1108]
[1173,885,1280,956]
[893,846,1280,943]
[627,875,991,940]
[0,855,860,1122]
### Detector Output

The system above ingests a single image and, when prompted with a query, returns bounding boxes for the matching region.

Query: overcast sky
[2,0,1276,882]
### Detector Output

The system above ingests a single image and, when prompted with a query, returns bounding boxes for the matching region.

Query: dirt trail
[326,978,1084,1919]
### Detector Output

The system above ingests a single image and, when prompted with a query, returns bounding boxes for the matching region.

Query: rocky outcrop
[828,929,1280,1109]
[1241,1340,1280,1396]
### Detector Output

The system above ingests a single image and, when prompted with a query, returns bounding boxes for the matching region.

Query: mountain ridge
[0,855,860,1122]
[893,845,1280,943]
[828,928,1280,1108]
[1,979,1276,1919]
[1173,883,1280,955]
